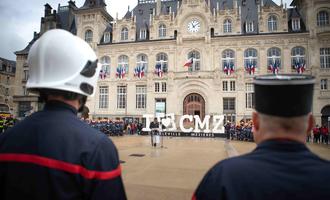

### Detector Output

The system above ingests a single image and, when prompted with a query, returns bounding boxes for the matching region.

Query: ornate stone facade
[14,0,330,126]
[0,57,16,113]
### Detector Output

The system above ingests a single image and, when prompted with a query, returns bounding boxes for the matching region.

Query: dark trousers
[314,134,320,143]
[322,135,328,144]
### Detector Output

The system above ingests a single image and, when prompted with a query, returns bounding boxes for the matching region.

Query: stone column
[259,47,267,74]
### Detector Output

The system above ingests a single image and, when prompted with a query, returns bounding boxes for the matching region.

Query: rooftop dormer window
[121,27,128,41]
[104,32,110,43]
[292,18,301,31]
[268,15,278,32]
[140,29,147,40]
[246,21,254,33]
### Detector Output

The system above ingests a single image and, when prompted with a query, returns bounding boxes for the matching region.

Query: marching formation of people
[225,120,254,142]
[83,118,144,136]
[0,116,17,133]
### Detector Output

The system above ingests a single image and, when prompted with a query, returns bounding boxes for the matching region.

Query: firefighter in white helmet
[0,29,127,200]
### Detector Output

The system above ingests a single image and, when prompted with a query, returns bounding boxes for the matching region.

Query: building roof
[15,32,40,56]
[119,0,280,39]
[80,0,106,9]
[0,57,16,74]
[288,7,301,19]
[16,1,78,56]
[0,57,16,67]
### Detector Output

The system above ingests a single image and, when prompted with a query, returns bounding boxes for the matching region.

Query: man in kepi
[0,29,126,199]
[193,74,330,200]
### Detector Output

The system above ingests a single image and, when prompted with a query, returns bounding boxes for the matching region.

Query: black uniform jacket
[0,101,126,200]
[193,139,330,200]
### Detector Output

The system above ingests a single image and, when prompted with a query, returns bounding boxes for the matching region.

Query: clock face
[187,19,201,33]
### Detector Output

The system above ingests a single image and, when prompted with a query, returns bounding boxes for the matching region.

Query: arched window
[268,15,278,32]
[85,29,93,42]
[156,53,168,72]
[121,27,128,41]
[267,47,281,71]
[221,49,235,71]
[223,19,232,33]
[244,48,258,73]
[187,51,201,71]
[137,54,148,72]
[118,55,129,73]
[291,46,305,69]
[317,11,330,26]
[159,24,166,38]
[100,56,110,76]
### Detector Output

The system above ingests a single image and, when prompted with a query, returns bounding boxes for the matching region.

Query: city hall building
[14,0,330,127]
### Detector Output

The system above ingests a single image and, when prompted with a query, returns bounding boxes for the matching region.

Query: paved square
[111,136,330,200]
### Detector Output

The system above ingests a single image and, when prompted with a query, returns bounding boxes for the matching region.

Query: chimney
[156,0,161,16]
[44,4,52,17]
[68,0,76,8]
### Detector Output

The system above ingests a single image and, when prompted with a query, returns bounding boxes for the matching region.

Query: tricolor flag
[134,65,145,79]
[268,60,280,74]
[223,62,234,75]
[155,63,163,78]
[184,57,194,67]
[245,62,255,75]
[116,66,126,79]
[294,60,306,74]
[99,69,107,79]
[223,62,229,75]
[229,62,235,74]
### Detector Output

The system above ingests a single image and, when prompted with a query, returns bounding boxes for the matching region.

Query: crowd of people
[225,120,330,145]
[83,119,144,136]
[225,120,254,142]
[311,124,329,144]
[0,116,17,133]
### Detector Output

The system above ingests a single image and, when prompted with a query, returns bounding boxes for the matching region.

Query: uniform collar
[44,100,78,115]
[256,139,308,152]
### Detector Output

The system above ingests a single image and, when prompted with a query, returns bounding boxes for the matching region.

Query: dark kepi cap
[254,74,315,117]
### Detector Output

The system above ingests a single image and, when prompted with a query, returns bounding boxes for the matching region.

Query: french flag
[99,69,106,79]
[295,60,305,74]
[268,61,279,74]
[229,62,235,74]
[155,63,163,78]
[116,66,125,79]
[184,57,194,67]
[134,66,145,79]
[246,62,255,75]
[223,62,229,75]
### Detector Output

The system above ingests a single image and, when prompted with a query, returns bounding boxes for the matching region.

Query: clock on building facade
[187,19,201,33]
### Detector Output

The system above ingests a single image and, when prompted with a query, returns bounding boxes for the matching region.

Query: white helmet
[27,29,100,97]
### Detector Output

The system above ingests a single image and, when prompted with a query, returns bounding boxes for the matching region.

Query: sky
[0,0,292,61]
